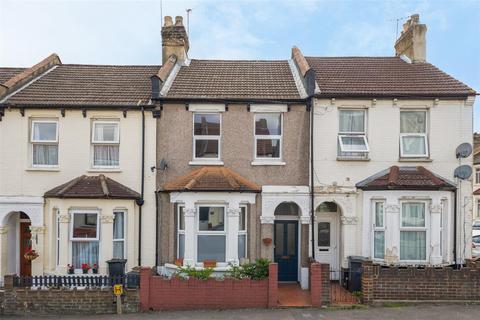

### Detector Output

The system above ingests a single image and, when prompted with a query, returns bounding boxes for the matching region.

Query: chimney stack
[394,14,427,63]
[161,15,189,65]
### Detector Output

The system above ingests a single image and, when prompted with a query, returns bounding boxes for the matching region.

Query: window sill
[336,156,370,162]
[189,160,224,166]
[88,168,122,173]
[251,160,286,166]
[398,158,433,162]
[26,167,60,172]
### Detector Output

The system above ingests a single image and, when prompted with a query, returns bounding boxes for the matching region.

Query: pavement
[3,304,480,319]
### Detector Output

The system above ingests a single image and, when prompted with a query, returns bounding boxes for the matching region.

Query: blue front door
[274,220,298,281]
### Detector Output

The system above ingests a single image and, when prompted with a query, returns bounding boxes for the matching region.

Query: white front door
[315,213,340,280]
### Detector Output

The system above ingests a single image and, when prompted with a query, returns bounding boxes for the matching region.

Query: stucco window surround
[337,108,369,160]
[190,112,223,166]
[30,118,59,168]
[251,106,286,166]
[170,192,256,268]
[362,191,451,266]
[399,109,429,159]
[91,120,120,169]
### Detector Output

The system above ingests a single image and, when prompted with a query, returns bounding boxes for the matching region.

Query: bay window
[400,202,427,261]
[31,120,58,166]
[373,201,385,260]
[255,113,282,159]
[400,110,428,157]
[193,113,221,160]
[113,211,125,259]
[177,206,185,259]
[338,109,369,158]
[197,206,226,262]
[70,211,99,269]
[238,206,247,260]
[92,120,119,167]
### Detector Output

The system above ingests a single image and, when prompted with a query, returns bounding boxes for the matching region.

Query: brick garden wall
[140,263,279,311]
[362,260,480,304]
[310,262,330,307]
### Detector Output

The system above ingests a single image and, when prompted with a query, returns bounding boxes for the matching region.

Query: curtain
[402,203,425,227]
[340,136,367,151]
[400,111,426,133]
[339,110,364,132]
[238,234,246,259]
[33,145,58,165]
[113,212,124,239]
[94,145,119,166]
[178,234,185,259]
[197,235,226,262]
[72,241,99,268]
[375,202,384,227]
[94,123,117,142]
[401,136,426,155]
[33,122,56,140]
[400,231,426,260]
[113,242,124,259]
[374,231,385,259]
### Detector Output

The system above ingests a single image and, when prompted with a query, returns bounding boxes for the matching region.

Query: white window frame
[196,205,227,264]
[399,110,429,158]
[70,210,100,241]
[372,201,385,261]
[337,109,369,156]
[30,119,59,167]
[177,205,185,259]
[476,168,480,184]
[91,120,120,168]
[192,113,221,161]
[254,113,283,160]
[238,205,248,260]
[113,211,126,259]
[399,201,429,263]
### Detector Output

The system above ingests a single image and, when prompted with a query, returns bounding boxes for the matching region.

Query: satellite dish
[159,159,168,171]
[454,165,472,180]
[456,143,473,158]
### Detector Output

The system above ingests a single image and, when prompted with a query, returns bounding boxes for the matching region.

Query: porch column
[57,211,70,273]
[100,214,114,273]
[0,226,8,276]
[385,204,400,264]
[226,206,240,265]
[183,204,196,266]
[430,203,443,264]
[340,216,358,267]
[30,225,46,276]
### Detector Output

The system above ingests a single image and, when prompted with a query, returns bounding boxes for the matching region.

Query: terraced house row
[0,14,476,290]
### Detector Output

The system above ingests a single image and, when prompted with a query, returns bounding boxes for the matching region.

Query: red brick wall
[140,263,278,311]
[362,260,480,303]
[310,262,330,307]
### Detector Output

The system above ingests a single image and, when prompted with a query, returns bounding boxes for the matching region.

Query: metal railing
[12,273,140,288]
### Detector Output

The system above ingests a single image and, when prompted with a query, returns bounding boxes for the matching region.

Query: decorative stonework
[300,216,311,224]
[314,194,355,216]
[0,226,8,234]
[29,226,46,234]
[184,208,196,217]
[340,216,358,225]
[260,216,275,224]
[385,204,400,214]
[227,208,240,217]
[100,215,114,224]
[430,204,442,214]
[384,247,399,264]
[59,215,70,223]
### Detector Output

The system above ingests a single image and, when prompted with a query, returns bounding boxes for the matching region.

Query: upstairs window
[400,111,428,158]
[193,113,221,160]
[255,113,282,159]
[92,121,119,167]
[338,110,369,158]
[31,120,58,166]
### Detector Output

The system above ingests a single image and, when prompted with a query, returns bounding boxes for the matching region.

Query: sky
[0,0,479,128]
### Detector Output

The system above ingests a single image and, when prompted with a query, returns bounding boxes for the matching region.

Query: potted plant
[174,258,184,267]
[81,263,90,274]
[24,248,39,261]
[67,264,75,274]
[203,260,217,268]
[92,263,98,274]
[262,237,273,246]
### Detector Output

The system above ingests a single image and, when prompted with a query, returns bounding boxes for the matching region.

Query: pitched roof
[163,167,261,192]
[44,175,141,200]
[2,64,160,106]
[165,59,302,100]
[474,188,480,196]
[356,166,456,191]
[0,67,26,83]
[305,56,475,98]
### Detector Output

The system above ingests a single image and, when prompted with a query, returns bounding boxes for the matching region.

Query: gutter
[453,187,458,268]
[152,97,306,105]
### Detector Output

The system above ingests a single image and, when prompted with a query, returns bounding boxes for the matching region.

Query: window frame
[192,113,222,161]
[476,168,480,184]
[254,113,283,160]
[30,119,59,167]
[372,201,385,260]
[238,205,248,260]
[196,205,227,263]
[399,201,428,262]
[113,211,126,259]
[177,205,185,259]
[399,110,429,158]
[91,120,120,168]
[70,210,100,241]
[337,109,369,157]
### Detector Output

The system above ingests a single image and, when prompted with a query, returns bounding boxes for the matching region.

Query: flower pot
[82,269,88,274]
[68,269,74,275]
[174,258,184,267]
[262,237,273,246]
[203,260,217,268]
[92,269,98,274]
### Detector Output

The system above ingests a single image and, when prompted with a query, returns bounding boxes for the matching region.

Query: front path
[4,304,480,319]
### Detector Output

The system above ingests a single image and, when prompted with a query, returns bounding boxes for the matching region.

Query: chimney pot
[394,13,427,63]
[175,16,183,26]
[164,16,173,27]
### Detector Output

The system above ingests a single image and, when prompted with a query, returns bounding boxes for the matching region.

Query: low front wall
[362,260,480,303]
[140,263,278,311]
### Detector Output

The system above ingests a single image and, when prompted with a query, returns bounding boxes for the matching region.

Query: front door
[274,220,298,281]
[20,221,32,276]
[315,215,339,280]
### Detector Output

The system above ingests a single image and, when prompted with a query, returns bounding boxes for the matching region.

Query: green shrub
[173,266,214,280]
[225,258,270,280]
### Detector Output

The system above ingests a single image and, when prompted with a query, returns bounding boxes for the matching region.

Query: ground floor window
[238,206,247,260]
[177,206,185,259]
[373,201,385,260]
[70,211,99,269]
[197,206,226,262]
[113,211,125,259]
[400,202,427,261]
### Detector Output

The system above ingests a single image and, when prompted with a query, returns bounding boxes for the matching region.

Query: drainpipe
[453,187,458,268]
[309,97,316,260]
[155,190,159,268]
[137,105,146,267]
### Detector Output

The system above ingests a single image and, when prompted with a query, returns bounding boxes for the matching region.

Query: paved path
[4,304,480,319]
